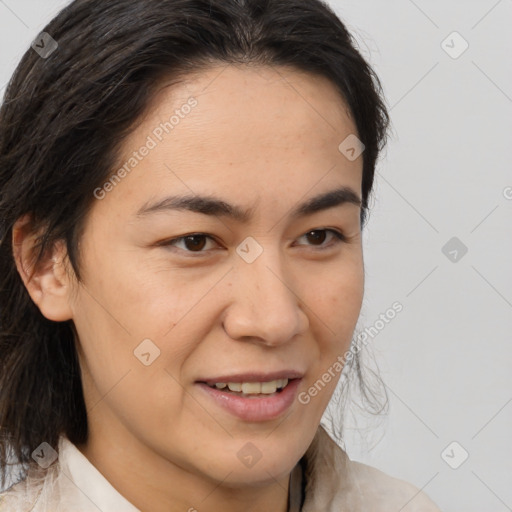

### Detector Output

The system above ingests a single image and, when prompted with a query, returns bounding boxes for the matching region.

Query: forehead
[148,62,356,148]
[93,63,362,217]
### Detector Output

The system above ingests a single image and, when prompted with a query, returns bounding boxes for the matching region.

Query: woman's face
[68,64,364,487]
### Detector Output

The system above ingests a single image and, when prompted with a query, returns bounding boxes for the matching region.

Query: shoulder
[348,459,441,512]
[0,468,46,512]
[303,426,441,512]
[0,453,64,512]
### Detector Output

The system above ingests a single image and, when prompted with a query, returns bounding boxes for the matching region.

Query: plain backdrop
[0,1,511,510]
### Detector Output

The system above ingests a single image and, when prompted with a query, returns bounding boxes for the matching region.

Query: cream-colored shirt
[0,426,441,511]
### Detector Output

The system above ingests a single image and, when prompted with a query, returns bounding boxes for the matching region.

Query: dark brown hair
[0,0,390,486]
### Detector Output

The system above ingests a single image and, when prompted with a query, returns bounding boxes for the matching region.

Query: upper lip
[198,370,304,385]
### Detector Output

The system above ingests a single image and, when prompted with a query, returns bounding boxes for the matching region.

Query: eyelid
[160,228,347,255]
[156,233,221,254]
[294,228,346,247]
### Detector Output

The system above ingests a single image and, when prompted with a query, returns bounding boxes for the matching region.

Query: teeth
[241,382,261,393]
[260,381,277,394]
[211,379,289,395]
[277,378,288,389]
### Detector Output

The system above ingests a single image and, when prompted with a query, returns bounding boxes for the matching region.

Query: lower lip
[196,379,301,422]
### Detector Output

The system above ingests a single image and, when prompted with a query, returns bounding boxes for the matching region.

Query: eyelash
[160,229,347,256]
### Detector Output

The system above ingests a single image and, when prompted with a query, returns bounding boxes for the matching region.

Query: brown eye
[182,235,208,251]
[162,233,218,253]
[305,230,327,245]
[296,229,346,249]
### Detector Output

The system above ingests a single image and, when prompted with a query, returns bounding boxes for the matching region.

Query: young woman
[0,0,441,510]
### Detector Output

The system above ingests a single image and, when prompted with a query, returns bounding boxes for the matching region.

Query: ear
[12,214,74,322]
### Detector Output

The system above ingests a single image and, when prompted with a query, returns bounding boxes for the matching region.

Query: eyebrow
[136,186,361,222]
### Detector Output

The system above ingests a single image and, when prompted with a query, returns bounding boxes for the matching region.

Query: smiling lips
[197,371,303,421]
[207,379,289,395]
[200,370,303,396]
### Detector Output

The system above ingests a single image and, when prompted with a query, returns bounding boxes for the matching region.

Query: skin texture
[13,63,365,512]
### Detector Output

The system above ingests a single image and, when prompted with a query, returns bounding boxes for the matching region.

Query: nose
[222,247,309,346]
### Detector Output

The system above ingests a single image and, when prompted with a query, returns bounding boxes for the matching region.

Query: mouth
[204,378,290,397]
[196,372,303,422]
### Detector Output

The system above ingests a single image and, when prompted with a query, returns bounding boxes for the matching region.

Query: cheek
[71,249,222,401]
[76,242,193,342]
[309,257,364,338]
[72,282,191,433]
[303,258,363,392]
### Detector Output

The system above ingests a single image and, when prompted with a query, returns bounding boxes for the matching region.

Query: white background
[0,1,511,510]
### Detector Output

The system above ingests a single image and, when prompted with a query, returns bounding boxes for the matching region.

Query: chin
[216,460,296,488]
[200,437,304,487]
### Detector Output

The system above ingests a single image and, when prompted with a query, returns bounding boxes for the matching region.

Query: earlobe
[12,214,74,322]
